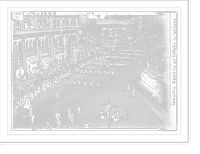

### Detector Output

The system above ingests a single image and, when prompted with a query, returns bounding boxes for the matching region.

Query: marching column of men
[66,78,100,88]
[91,61,125,68]
[78,69,115,76]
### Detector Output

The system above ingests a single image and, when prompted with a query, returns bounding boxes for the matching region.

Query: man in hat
[90,70,92,75]
[67,104,72,116]
[77,79,81,86]
[69,112,74,125]
[55,110,60,121]
[97,81,100,88]
[90,80,93,88]
[74,78,77,86]
[67,78,71,86]
[107,70,109,75]
[111,69,114,76]
[131,87,135,97]
[83,80,87,87]
[46,118,51,128]
[124,109,129,121]
[77,104,82,116]
[103,69,106,75]
[126,82,130,92]
[98,69,101,75]
[56,90,60,100]
[85,121,89,129]
[31,113,35,124]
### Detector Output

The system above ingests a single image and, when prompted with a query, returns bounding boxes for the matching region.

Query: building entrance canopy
[42,56,52,64]
[56,52,65,57]
[26,55,40,64]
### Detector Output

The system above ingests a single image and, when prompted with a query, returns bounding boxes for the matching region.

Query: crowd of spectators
[146,48,166,75]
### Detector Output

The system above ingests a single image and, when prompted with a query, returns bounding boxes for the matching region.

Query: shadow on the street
[64,115,69,118]
[120,117,126,121]
[52,119,57,123]
[134,79,169,112]
[21,114,27,118]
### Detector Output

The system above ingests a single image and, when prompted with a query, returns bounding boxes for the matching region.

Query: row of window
[13,16,78,30]
[13,34,77,51]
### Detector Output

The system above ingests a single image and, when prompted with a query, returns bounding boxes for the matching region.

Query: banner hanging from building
[102,28,126,38]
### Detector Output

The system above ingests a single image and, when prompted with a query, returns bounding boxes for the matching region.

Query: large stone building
[12,13,79,76]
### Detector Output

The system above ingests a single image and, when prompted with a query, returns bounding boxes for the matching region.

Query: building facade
[12,11,80,75]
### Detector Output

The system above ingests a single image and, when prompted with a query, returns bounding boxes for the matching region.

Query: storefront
[13,55,23,78]
[26,55,39,74]
[40,49,52,69]
[54,47,65,65]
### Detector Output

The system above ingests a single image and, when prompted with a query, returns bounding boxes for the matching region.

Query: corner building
[12,12,80,75]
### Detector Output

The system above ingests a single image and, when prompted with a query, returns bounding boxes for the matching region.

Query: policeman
[55,110,60,121]
[107,70,109,75]
[77,104,82,115]
[98,69,101,75]
[94,70,97,75]
[67,105,72,116]
[126,83,130,91]
[124,109,129,121]
[90,80,93,88]
[31,113,35,124]
[90,70,92,75]
[83,80,87,87]
[69,112,74,125]
[78,79,82,86]
[57,117,62,128]
[97,81,100,88]
[103,69,106,75]
[56,90,60,100]
[67,78,71,86]
[46,118,51,128]
[74,79,77,86]
[80,69,83,74]
[111,69,114,76]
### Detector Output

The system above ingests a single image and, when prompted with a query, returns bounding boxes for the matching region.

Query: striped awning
[56,53,64,58]
[26,55,39,64]
[42,56,53,64]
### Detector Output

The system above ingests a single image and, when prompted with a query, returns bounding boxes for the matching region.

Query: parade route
[13,37,170,129]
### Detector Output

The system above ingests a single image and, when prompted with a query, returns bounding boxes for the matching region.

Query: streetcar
[140,67,163,91]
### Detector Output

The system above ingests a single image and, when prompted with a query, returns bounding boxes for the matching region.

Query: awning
[56,52,65,57]
[26,55,39,64]
[73,48,81,53]
[42,56,53,64]
[143,67,162,79]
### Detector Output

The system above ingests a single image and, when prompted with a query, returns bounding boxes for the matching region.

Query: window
[72,34,76,41]
[57,18,60,27]
[25,38,34,50]
[13,40,20,51]
[126,30,131,34]
[38,17,43,29]
[53,17,56,28]
[30,16,35,29]
[62,18,66,27]
[24,16,29,29]
[38,37,46,47]
[40,50,49,57]
[53,36,60,46]
[71,18,73,27]
[74,18,76,26]
[13,20,21,30]
[43,17,46,28]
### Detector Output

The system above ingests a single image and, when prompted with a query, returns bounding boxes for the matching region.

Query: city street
[13,35,170,129]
